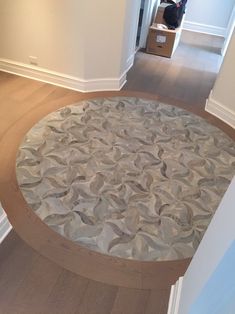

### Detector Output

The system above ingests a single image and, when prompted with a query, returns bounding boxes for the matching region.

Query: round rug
[16,97,235,261]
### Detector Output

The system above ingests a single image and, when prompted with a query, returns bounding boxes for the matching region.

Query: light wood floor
[125,30,224,107]
[0,31,234,314]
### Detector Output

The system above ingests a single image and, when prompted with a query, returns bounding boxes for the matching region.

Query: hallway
[0,31,234,314]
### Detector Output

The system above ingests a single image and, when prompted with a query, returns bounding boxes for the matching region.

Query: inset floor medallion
[16,97,235,261]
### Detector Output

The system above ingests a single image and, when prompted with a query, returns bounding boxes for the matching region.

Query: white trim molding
[183,21,226,37]
[0,58,128,93]
[167,277,184,314]
[126,53,135,72]
[206,91,235,129]
[0,206,12,244]
[221,5,235,57]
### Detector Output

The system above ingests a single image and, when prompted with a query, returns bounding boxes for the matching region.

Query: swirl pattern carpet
[16,97,235,261]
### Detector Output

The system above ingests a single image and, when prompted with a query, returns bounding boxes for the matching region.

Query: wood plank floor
[124,30,224,107]
[0,31,234,314]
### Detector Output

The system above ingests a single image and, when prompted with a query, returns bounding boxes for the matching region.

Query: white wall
[0,203,12,243]
[206,30,235,128]
[0,0,139,91]
[190,241,235,314]
[0,0,85,77]
[184,0,235,36]
[121,0,141,73]
[82,1,128,80]
[212,30,235,113]
[221,5,235,57]
[185,0,234,28]
[178,177,235,314]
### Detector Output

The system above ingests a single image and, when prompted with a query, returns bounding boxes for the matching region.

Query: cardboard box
[146,24,182,58]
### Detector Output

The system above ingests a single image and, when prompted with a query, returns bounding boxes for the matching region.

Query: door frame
[221,3,235,57]
[138,0,160,49]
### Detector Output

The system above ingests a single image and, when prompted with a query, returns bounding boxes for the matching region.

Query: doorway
[221,4,235,57]
[135,0,160,50]
[136,0,145,48]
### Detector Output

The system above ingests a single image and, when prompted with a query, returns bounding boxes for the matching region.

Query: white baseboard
[0,58,128,92]
[167,277,184,314]
[183,21,226,37]
[0,208,12,244]
[206,91,235,129]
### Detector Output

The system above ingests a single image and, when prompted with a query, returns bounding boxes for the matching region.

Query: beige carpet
[16,97,235,261]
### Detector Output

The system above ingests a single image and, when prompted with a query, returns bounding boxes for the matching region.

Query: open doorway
[135,0,160,50]
[136,0,145,48]
[124,0,234,106]
[135,0,235,60]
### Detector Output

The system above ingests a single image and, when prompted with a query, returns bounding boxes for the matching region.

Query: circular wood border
[1,90,233,289]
